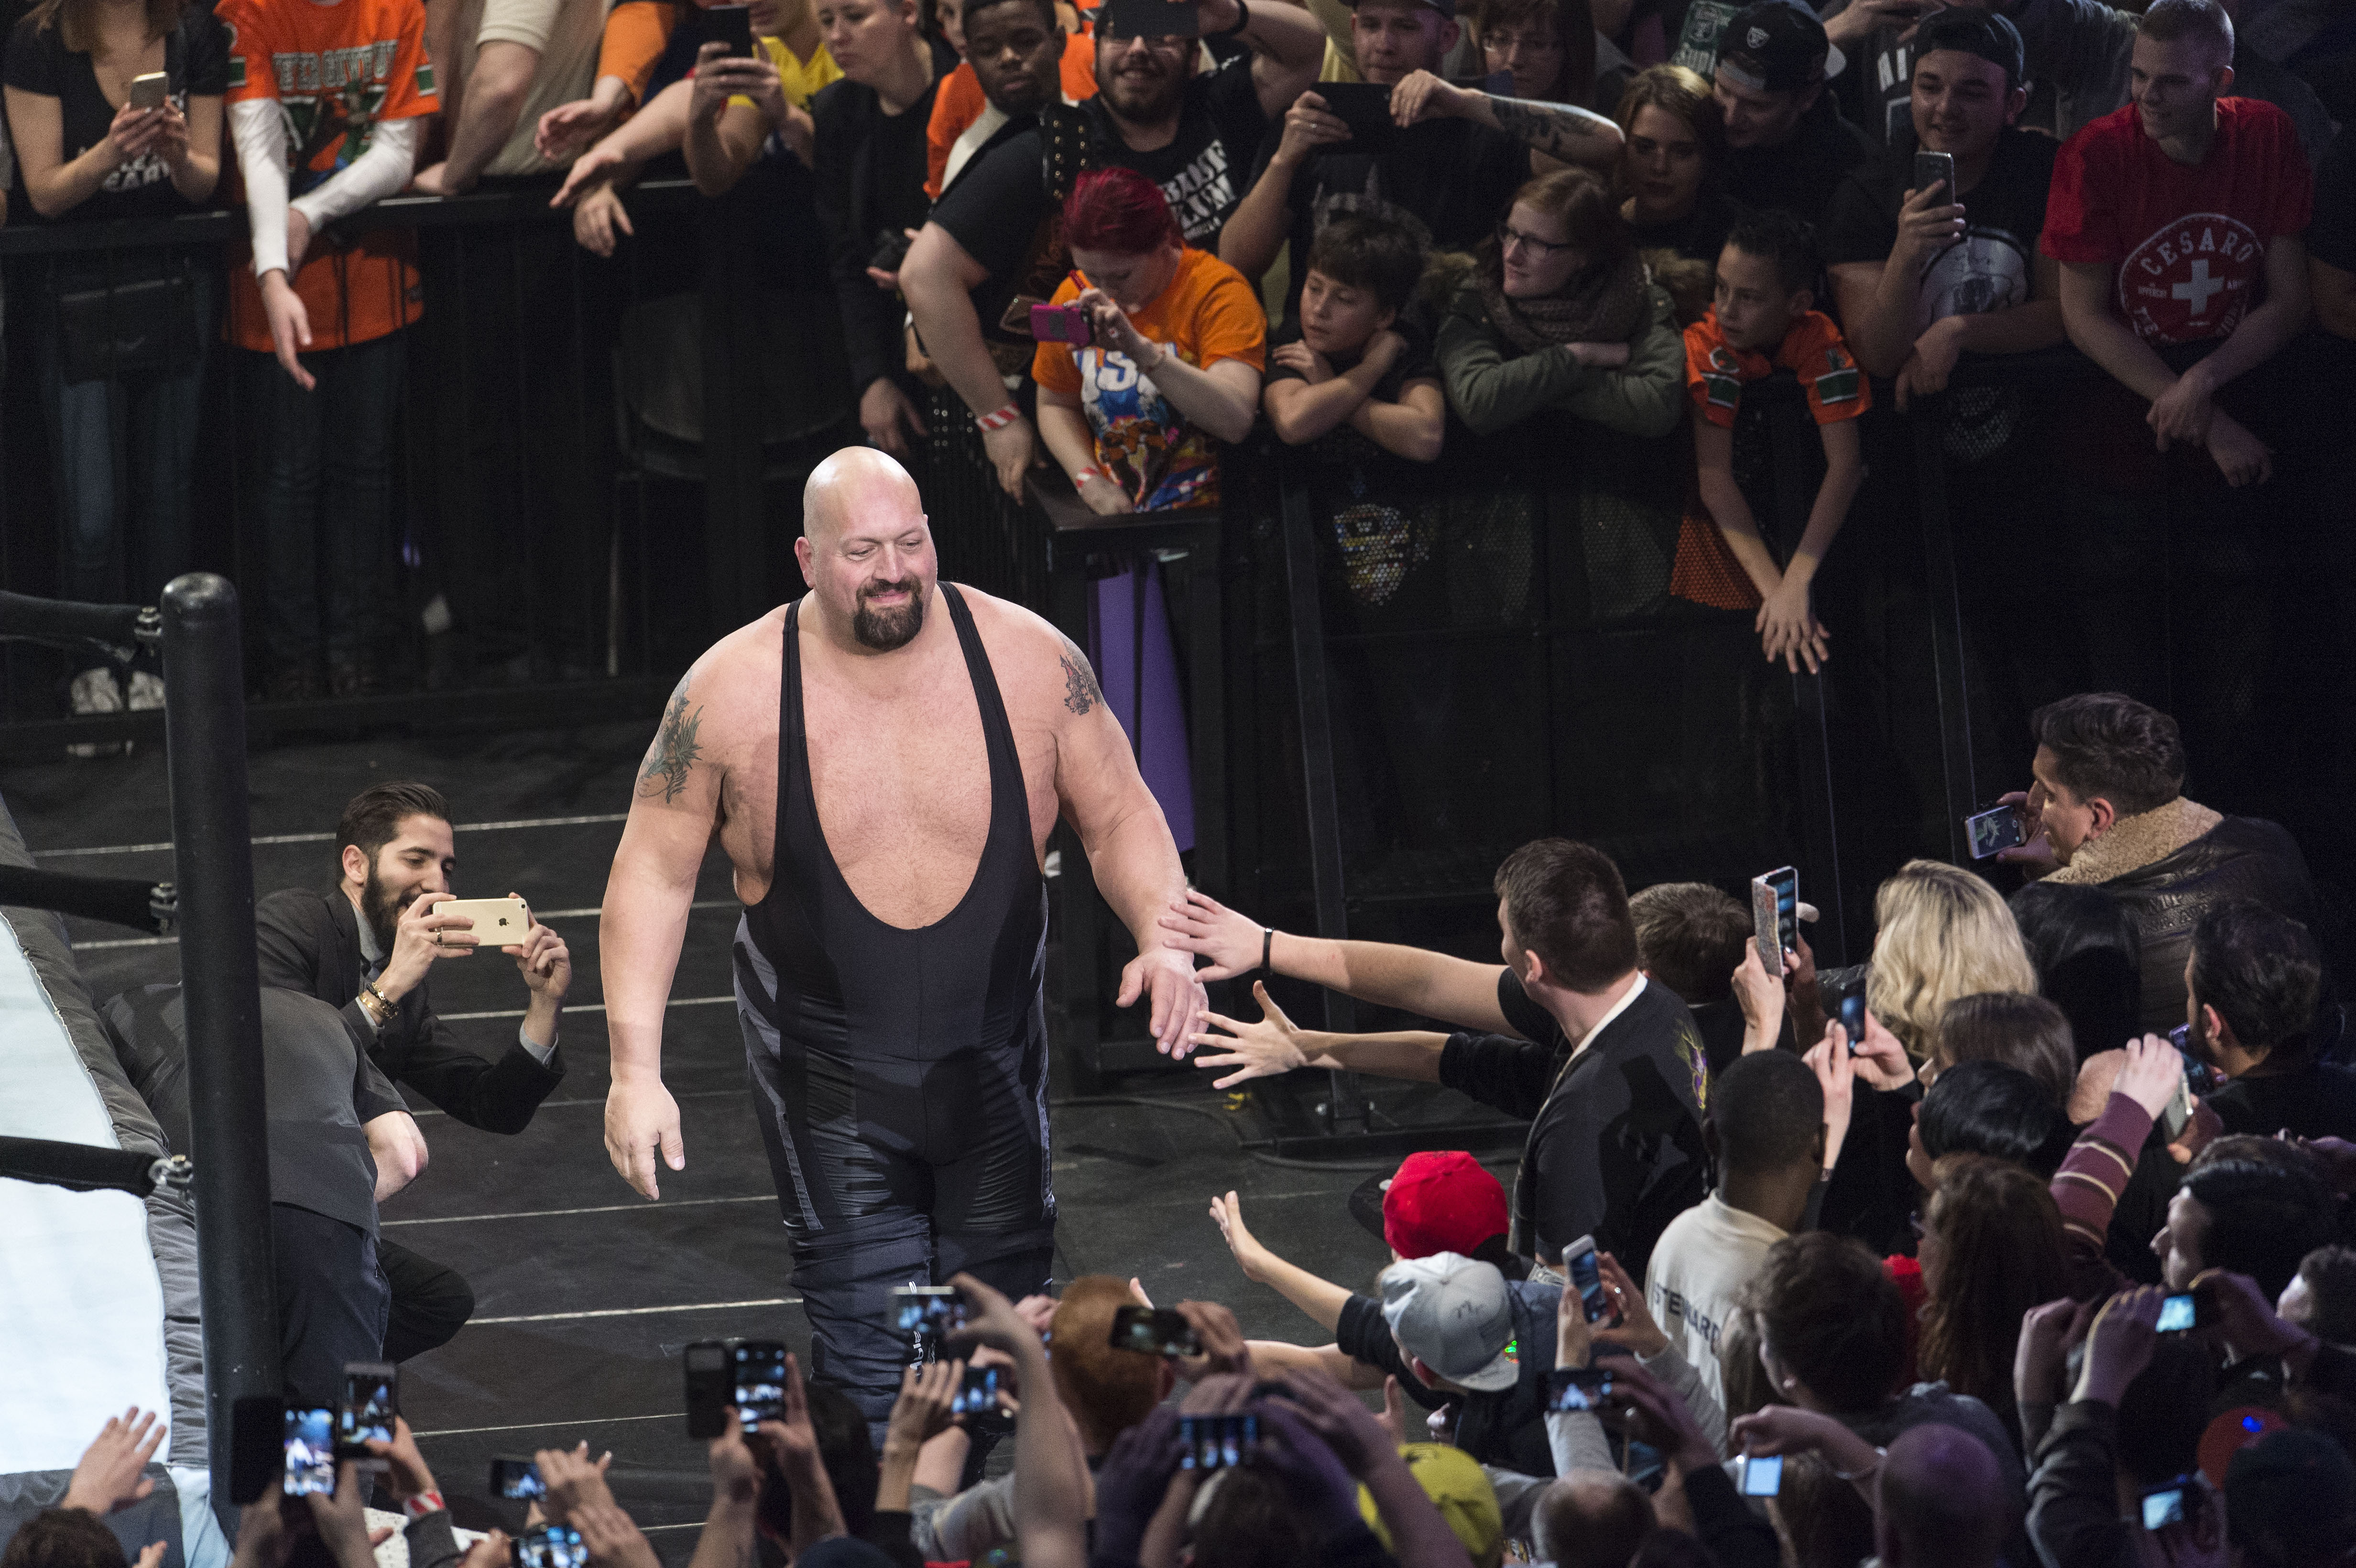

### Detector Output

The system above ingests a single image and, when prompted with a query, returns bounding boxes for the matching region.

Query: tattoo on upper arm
[1487,94,1611,163]
[1058,637,1105,717]
[640,681,707,803]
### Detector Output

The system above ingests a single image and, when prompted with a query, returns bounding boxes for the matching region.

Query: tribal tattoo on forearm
[1485,93,1620,165]
[640,681,706,803]
[1059,637,1105,716]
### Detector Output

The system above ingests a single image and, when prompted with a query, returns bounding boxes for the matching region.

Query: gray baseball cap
[1380,1252,1520,1394]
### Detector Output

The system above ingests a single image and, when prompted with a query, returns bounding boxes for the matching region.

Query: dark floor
[1,723,1515,1560]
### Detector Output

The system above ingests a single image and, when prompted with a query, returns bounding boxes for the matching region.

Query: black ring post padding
[0,1135,158,1197]
[160,571,282,1509]
[0,865,171,932]
[0,590,147,648]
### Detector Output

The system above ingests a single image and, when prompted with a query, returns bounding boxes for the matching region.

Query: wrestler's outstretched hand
[1120,944,1210,1058]
[604,1078,685,1198]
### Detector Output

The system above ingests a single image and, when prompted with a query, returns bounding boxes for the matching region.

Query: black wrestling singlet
[731,584,1056,1425]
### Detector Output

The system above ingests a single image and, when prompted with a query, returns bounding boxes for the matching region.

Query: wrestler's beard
[361,864,415,956]
[853,579,926,651]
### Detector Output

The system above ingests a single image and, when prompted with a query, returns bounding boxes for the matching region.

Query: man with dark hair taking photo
[2183,901,2356,1140]
[1175,838,1709,1280]
[256,780,576,1364]
[1999,693,2330,1038]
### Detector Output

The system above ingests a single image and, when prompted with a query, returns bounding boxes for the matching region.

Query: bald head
[796,446,936,652]
[1532,1473,1653,1567]
[1874,1424,2010,1568]
[802,446,925,545]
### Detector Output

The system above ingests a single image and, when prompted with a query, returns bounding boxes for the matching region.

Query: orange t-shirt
[597,0,676,105]
[1031,246,1265,511]
[1670,307,1869,610]
[219,0,438,353]
[923,30,1097,199]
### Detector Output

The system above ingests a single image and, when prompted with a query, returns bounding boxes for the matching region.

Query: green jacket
[1437,278,1687,440]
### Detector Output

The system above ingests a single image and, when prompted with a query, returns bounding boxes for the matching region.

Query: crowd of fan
[12,688,2356,1568]
[7,0,2352,706]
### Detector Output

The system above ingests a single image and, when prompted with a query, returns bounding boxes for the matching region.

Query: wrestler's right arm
[600,652,732,1198]
[1159,888,1516,1036]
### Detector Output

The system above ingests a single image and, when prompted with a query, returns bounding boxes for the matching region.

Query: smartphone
[870,227,914,274]
[951,1364,1003,1417]
[1737,1452,1784,1497]
[1561,1235,1618,1326]
[1109,1305,1204,1358]
[732,1340,790,1431]
[435,896,533,945]
[684,1340,734,1440]
[2160,1069,2193,1141]
[512,1524,585,1568]
[1839,990,1866,1054]
[337,1361,398,1471]
[283,1407,336,1497]
[1913,150,1957,203]
[1964,804,2025,859]
[892,1285,970,1338]
[489,1458,545,1500]
[1178,1413,1258,1470]
[1314,82,1396,152]
[1545,1366,1615,1412]
[1750,867,1798,971]
[705,3,753,55]
[128,71,169,110]
[2140,1481,2189,1530]
[2157,1286,2216,1334]
[2167,1025,2221,1094]
[1028,302,1093,347]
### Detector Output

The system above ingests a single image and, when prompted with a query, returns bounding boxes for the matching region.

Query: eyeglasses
[1497,223,1576,257]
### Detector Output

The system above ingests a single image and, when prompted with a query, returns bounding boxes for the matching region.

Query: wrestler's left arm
[1047,632,1210,1057]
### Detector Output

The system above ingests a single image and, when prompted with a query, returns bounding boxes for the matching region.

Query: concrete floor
[4,720,1515,1558]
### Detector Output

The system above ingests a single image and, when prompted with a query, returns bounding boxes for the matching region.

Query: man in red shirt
[2040,0,2312,488]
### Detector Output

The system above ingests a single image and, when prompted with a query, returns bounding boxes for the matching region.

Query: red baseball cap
[1381,1152,1509,1261]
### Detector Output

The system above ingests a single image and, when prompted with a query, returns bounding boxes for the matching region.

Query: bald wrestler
[598,447,1207,1426]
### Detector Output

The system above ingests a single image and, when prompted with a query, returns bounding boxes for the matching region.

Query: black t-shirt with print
[4,10,228,221]
[1264,305,1440,467]
[1250,115,1527,323]
[1820,127,2058,326]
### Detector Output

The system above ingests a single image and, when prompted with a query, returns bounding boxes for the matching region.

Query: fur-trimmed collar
[2043,796,2224,885]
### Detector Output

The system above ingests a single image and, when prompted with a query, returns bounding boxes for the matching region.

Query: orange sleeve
[217,0,276,103]
[926,63,984,201]
[598,0,677,105]
[1684,318,1741,428]
[378,0,438,120]
[1186,255,1267,372]
[1788,314,1870,424]
[1030,277,1086,393]
[1059,29,1097,98]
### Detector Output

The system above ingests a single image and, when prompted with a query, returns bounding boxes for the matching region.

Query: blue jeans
[39,266,211,607]
[241,331,406,669]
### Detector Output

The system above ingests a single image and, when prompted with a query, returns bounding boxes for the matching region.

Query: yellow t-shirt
[727,35,842,111]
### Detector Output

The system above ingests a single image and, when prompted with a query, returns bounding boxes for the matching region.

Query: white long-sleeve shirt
[230,98,420,279]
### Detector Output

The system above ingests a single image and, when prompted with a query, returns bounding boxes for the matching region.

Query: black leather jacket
[2099,816,2337,1045]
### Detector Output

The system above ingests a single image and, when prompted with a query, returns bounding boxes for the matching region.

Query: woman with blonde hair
[1865,860,2040,1063]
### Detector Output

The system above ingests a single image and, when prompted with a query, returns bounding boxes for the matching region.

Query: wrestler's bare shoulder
[954,585,1105,723]
[631,609,785,815]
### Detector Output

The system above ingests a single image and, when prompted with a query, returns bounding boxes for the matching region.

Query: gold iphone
[434,896,534,946]
[128,72,169,110]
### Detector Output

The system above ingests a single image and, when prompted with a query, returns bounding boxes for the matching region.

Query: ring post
[160,572,281,1508]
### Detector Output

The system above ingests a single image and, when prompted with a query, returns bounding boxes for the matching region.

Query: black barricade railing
[0,175,859,752]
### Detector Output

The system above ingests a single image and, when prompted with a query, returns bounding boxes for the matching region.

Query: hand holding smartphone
[1751,867,1798,972]
[1561,1235,1619,1327]
[1965,804,2025,859]
[336,1361,399,1472]
[1029,302,1094,347]
[128,72,169,111]
[283,1407,337,1497]
[1108,1305,1203,1358]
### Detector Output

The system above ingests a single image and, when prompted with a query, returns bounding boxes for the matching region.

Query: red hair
[1061,167,1182,256]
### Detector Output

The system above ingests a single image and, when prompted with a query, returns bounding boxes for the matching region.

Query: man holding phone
[257,780,574,1365]
[1823,10,2067,409]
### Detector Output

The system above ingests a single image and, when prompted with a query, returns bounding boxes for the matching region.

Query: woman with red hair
[1030,166,1266,513]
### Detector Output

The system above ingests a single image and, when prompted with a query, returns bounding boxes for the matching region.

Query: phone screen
[491,1459,545,1500]
[2157,1293,2197,1333]
[732,1341,788,1430]
[1109,1305,1204,1358]
[1767,869,1798,956]
[284,1407,336,1496]
[1566,1244,1612,1324]
[1839,991,1866,1052]
[891,1286,969,1337]
[1178,1413,1258,1470]
[951,1365,1002,1417]
[2141,1486,2187,1530]
[339,1367,397,1454]
[1965,805,2025,859]
[1545,1367,1614,1411]
[1741,1454,1784,1497]
[513,1525,586,1568]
